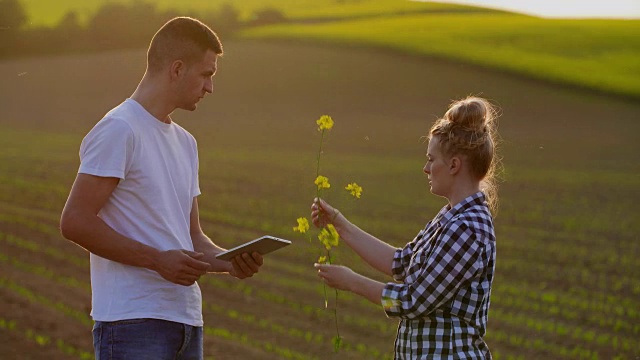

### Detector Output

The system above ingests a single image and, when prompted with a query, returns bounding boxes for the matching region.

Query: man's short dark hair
[147,17,223,73]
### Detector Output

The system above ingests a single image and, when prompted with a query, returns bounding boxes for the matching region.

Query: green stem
[316,129,325,180]
[317,129,327,308]
[315,129,325,204]
[315,128,340,350]
[334,289,340,340]
[328,248,341,347]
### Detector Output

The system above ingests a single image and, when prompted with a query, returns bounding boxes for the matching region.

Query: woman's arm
[315,264,386,305]
[312,198,397,276]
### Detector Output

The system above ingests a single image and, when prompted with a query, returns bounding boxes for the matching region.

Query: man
[60,17,263,359]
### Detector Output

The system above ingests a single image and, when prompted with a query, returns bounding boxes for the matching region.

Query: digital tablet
[215,235,292,261]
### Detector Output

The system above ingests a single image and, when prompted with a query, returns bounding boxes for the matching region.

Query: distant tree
[0,0,28,30]
[57,11,81,32]
[89,1,167,50]
[217,3,241,31]
[248,7,286,26]
[0,0,247,58]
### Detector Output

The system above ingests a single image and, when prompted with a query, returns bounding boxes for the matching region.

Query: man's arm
[189,197,263,278]
[60,173,210,286]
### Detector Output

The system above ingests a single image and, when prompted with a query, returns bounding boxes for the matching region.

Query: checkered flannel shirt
[382,192,496,359]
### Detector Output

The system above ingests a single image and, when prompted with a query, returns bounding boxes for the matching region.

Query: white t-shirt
[79,98,203,326]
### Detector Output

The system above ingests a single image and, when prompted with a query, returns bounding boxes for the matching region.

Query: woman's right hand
[311,197,342,229]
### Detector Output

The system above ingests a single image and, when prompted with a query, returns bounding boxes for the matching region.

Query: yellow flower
[345,182,363,199]
[382,297,401,310]
[293,217,309,233]
[315,175,331,190]
[317,255,327,264]
[316,115,334,131]
[318,224,339,250]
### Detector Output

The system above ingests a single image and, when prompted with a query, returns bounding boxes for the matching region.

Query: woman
[312,96,500,359]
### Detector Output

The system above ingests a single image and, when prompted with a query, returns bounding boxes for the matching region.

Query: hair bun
[444,96,495,133]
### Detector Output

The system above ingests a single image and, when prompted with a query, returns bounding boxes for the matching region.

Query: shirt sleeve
[382,220,483,319]
[391,242,414,282]
[191,136,201,198]
[79,117,134,179]
[390,225,431,281]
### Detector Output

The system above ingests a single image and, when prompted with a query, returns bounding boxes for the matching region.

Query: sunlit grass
[20,0,639,99]
[21,0,487,27]
[241,13,640,99]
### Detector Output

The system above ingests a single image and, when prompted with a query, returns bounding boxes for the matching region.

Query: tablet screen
[215,235,292,261]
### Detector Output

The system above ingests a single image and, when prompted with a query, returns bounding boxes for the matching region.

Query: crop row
[0,232,392,358]
[5,233,608,360]
[498,226,638,275]
[2,204,638,358]
[495,289,638,337]
[0,232,87,268]
[203,326,314,360]
[0,251,89,292]
[0,276,91,326]
[495,282,638,324]
[0,253,323,359]
[3,222,638,355]
[203,301,393,359]
[0,317,92,359]
[487,328,603,360]
[491,308,638,355]
[499,257,638,299]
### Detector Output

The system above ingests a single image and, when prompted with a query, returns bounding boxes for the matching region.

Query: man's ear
[449,156,462,175]
[169,60,185,81]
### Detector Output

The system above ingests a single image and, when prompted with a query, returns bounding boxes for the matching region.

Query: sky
[415,0,640,19]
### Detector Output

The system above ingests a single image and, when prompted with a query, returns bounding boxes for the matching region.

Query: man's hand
[229,252,263,279]
[154,249,211,286]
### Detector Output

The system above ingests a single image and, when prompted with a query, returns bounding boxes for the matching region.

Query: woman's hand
[311,198,342,229]
[314,263,357,291]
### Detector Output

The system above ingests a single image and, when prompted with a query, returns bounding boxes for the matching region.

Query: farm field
[0,39,639,360]
[20,0,484,27]
[241,12,640,100]
[17,0,640,101]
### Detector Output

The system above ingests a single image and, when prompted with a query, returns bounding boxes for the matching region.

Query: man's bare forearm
[191,232,232,273]
[60,209,160,271]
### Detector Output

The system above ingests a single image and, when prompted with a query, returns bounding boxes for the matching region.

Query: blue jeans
[93,318,203,360]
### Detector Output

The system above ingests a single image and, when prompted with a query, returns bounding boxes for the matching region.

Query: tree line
[0,0,286,59]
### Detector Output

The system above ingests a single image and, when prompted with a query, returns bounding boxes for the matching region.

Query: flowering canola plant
[293,217,309,234]
[292,114,363,352]
[314,175,331,190]
[345,182,363,199]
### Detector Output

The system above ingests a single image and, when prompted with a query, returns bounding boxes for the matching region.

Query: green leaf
[332,335,342,352]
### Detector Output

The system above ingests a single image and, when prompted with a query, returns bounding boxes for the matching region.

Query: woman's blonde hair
[429,96,502,213]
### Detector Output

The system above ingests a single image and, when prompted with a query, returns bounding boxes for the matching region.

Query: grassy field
[0,38,639,359]
[20,0,482,27]
[241,12,640,100]
[19,0,640,101]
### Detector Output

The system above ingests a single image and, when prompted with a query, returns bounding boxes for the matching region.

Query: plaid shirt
[382,192,496,359]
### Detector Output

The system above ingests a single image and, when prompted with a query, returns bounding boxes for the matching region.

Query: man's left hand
[230,252,263,279]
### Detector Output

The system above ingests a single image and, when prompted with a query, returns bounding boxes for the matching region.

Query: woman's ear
[449,156,462,175]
